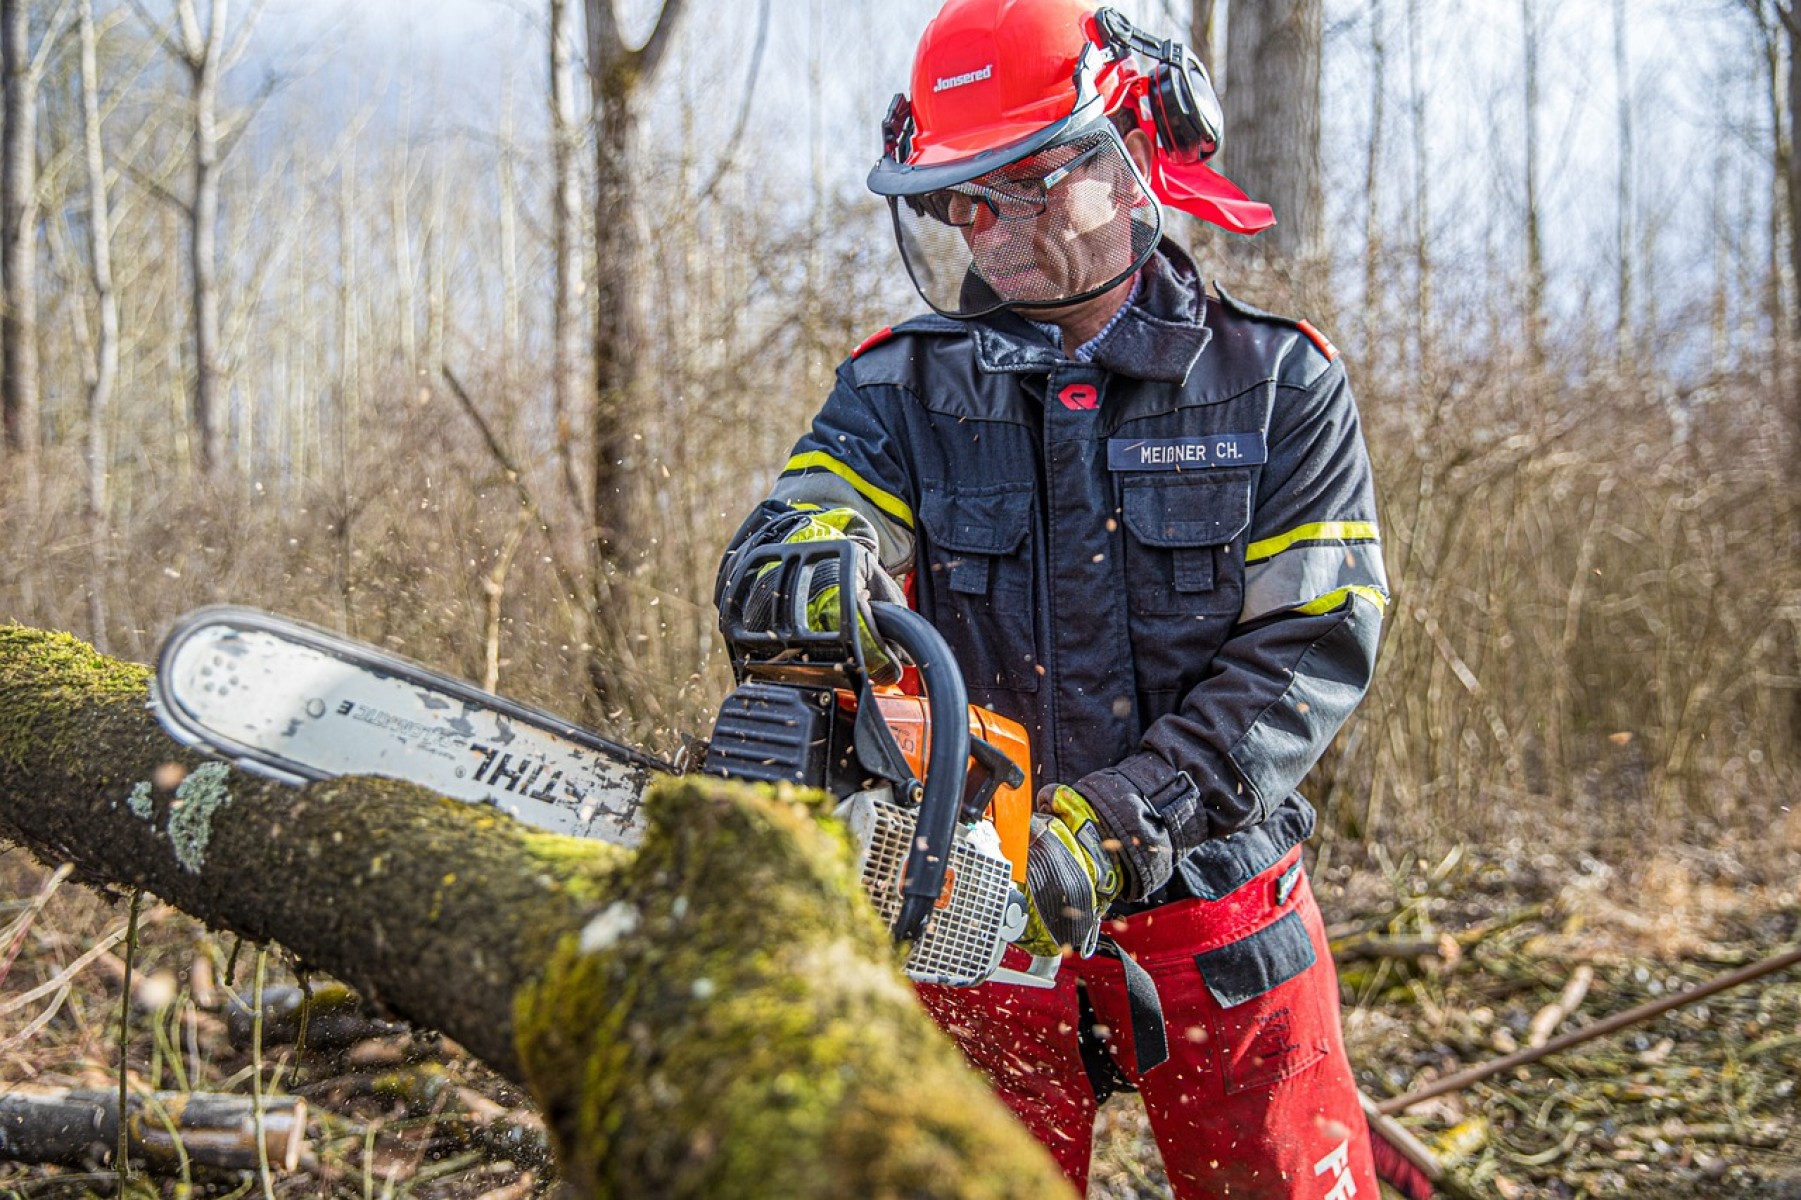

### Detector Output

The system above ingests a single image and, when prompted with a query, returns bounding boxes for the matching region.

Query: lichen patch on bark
[127,780,154,819]
[167,761,233,872]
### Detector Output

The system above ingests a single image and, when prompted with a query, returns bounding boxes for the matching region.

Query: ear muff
[1146,45,1221,163]
[1092,7,1222,165]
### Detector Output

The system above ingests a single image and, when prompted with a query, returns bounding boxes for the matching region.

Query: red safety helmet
[869,0,1272,318]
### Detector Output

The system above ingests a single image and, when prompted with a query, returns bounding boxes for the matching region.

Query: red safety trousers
[918,846,1378,1199]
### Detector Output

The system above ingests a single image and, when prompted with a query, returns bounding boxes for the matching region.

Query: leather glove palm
[1019,784,1125,958]
[761,507,906,684]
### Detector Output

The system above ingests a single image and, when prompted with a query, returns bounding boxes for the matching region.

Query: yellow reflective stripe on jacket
[1295,585,1389,616]
[1240,538,1389,623]
[782,451,914,529]
[1244,521,1380,565]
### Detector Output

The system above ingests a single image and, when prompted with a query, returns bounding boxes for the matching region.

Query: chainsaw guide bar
[151,593,1057,992]
[150,606,666,845]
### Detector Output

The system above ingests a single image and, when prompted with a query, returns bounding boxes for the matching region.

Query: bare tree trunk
[2,0,39,482]
[1521,0,1545,364]
[1742,3,1789,385]
[81,0,117,651]
[0,625,1072,1200]
[1188,0,1218,78]
[1221,0,1323,267]
[134,0,266,474]
[590,65,638,559]
[551,0,585,510]
[1783,4,1800,341]
[424,155,446,375]
[498,62,521,371]
[1363,0,1387,357]
[186,0,226,473]
[391,89,418,372]
[1614,0,1633,359]
[583,0,687,718]
[1407,0,1431,373]
[335,158,360,635]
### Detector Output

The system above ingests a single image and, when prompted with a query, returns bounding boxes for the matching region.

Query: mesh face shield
[888,124,1162,320]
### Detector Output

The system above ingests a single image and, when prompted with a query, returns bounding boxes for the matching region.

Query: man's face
[889,125,1160,319]
[936,129,1156,306]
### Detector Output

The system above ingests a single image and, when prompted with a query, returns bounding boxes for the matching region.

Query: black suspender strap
[1096,936,1169,1073]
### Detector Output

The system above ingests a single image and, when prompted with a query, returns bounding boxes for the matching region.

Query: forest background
[1,0,1798,877]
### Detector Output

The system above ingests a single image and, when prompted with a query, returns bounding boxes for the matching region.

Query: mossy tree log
[0,624,1073,1199]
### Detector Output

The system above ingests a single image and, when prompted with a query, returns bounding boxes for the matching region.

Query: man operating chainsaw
[717,2,1389,1196]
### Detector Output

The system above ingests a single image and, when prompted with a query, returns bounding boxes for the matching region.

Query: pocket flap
[1122,476,1252,548]
[1192,909,1317,1009]
[920,486,1032,556]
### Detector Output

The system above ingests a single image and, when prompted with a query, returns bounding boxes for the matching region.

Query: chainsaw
[150,540,1058,990]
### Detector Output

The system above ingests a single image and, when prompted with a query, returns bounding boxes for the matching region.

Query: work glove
[756,507,906,684]
[1019,784,1126,959]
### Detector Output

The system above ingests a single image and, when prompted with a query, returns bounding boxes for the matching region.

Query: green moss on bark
[0,623,150,769]
[515,777,1073,1200]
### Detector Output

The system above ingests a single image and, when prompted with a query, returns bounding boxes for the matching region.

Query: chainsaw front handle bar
[868,601,971,944]
[719,539,866,678]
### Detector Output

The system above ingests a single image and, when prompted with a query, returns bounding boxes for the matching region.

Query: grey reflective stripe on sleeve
[1226,601,1382,804]
[1240,542,1389,624]
[769,471,916,575]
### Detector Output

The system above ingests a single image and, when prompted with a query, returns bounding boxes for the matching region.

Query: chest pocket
[1121,471,1252,616]
[918,484,1039,694]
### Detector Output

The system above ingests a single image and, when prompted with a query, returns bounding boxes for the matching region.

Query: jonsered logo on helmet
[932,63,992,92]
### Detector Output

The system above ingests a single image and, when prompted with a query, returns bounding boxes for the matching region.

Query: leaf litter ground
[1,836,1798,1199]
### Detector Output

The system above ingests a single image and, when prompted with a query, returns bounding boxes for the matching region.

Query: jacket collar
[967,241,1212,384]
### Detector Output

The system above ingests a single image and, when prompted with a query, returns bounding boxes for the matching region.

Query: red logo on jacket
[1058,383,1099,410]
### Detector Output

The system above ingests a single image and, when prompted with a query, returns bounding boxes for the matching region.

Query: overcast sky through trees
[240,0,1757,373]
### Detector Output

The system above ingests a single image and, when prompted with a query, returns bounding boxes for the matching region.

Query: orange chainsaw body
[862,690,1034,884]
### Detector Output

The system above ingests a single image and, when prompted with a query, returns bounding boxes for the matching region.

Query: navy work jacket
[721,242,1388,913]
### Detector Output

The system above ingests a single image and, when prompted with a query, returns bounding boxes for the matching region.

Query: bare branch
[634,0,688,80]
[691,0,770,208]
[217,67,286,164]
[119,155,193,218]
[221,0,265,68]
[124,0,186,62]
[173,0,204,63]
[440,364,590,611]
[584,0,621,63]
[25,0,73,81]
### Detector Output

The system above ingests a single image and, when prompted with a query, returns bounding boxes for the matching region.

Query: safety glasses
[916,137,1117,228]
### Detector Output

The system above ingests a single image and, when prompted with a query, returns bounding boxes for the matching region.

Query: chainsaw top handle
[866,601,970,945]
[719,539,871,686]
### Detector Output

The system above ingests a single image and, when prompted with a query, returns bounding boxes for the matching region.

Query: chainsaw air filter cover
[836,790,1028,988]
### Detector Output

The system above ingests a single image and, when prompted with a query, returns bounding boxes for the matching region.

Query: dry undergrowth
[2,829,1799,1199]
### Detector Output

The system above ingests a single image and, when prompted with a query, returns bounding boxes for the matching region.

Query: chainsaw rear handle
[867,601,970,945]
[719,540,869,684]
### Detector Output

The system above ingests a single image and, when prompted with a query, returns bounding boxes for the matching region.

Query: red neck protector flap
[1147,156,1276,235]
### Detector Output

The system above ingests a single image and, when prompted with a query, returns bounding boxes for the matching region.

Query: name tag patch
[1108,433,1267,472]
